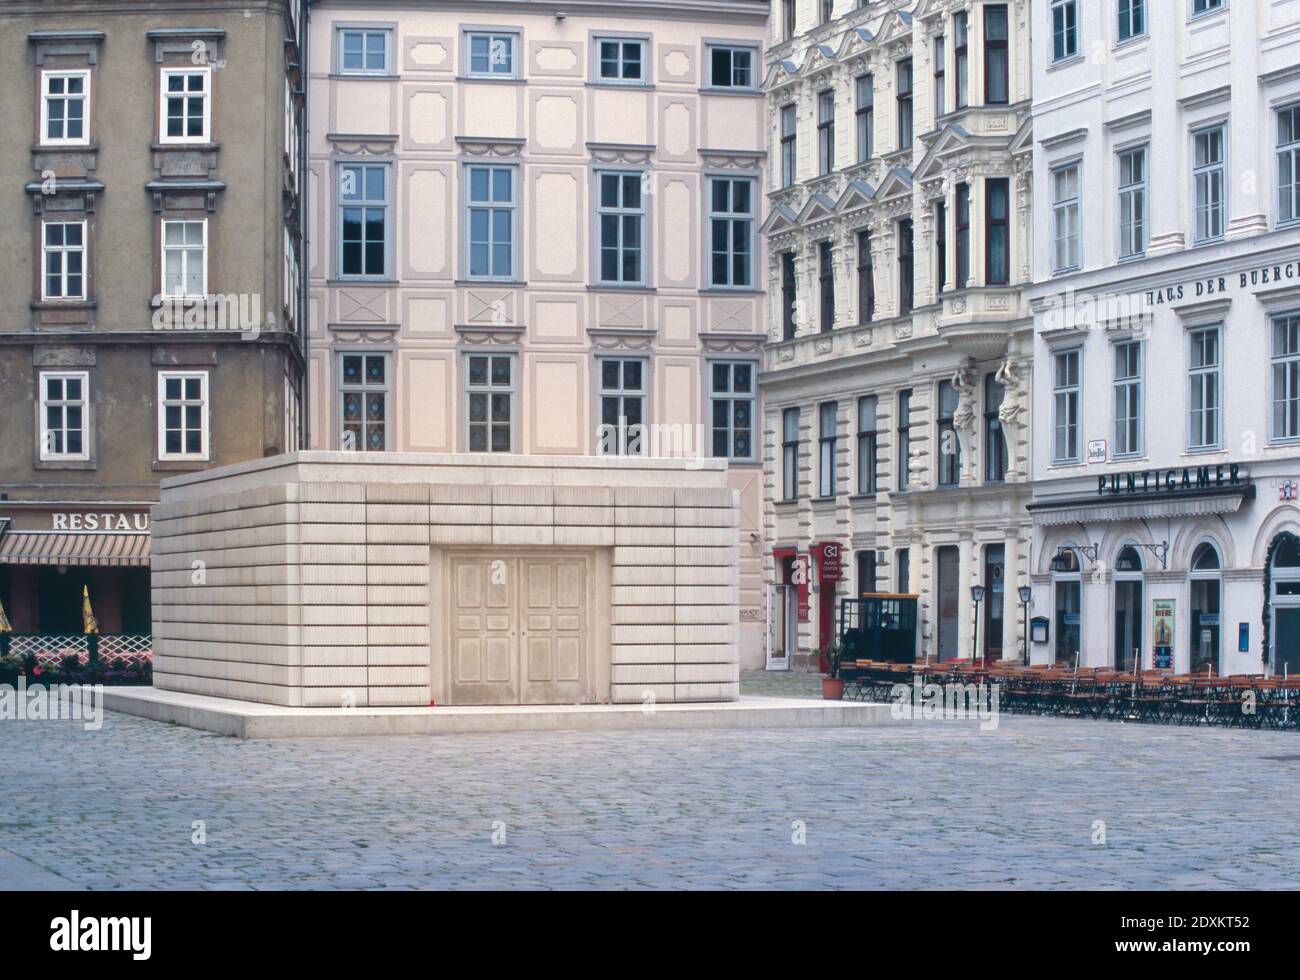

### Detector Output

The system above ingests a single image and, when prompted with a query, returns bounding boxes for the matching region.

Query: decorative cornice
[586,327,657,351]
[586,142,655,166]
[456,135,526,158]
[699,330,766,354]
[454,323,526,346]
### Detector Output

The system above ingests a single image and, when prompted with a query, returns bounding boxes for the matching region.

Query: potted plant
[821,641,845,700]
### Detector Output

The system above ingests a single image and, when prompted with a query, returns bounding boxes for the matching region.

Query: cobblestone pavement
[740,668,825,698]
[2,709,1299,890]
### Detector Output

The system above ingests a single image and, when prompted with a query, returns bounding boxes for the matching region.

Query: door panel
[450,557,518,705]
[1276,608,1300,678]
[521,558,586,703]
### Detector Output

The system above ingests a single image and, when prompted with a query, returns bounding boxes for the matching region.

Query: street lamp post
[1018,585,1032,665]
[971,584,986,664]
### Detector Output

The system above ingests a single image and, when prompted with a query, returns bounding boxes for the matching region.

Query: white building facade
[1027,0,1300,676]
[760,0,1035,668]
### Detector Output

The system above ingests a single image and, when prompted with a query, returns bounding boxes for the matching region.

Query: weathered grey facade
[0,0,306,645]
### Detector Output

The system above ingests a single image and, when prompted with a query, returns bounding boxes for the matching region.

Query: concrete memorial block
[152,452,741,707]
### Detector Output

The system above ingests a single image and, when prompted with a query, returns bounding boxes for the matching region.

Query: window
[956,182,971,287]
[984,6,1009,105]
[819,0,833,25]
[1051,0,1079,61]
[158,371,209,460]
[42,221,86,301]
[339,164,388,278]
[1113,340,1143,457]
[856,395,878,494]
[1053,349,1080,462]
[596,171,644,285]
[1193,126,1226,243]
[897,219,914,314]
[598,37,645,82]
[1188,325,1221,451]
[896,59,913,149]
[467,164,515,280]
[467,32,516,77]
[1118,0,1145,41]
[339,28,391,74]
[986,177,1010,286]
[161,220,206,298]
[708,45,754,89]
[935,201,947,294]
[598,357,645,456]
[934,35,946,118]
[897,388,912,490]
[954,12,969,109]
[780,104,797,188]
[39,372,88,461]
[1118,146,1148,259]
[339,353,388,452]
[937,380,960,487]
[782,407,800,501]
[857,550,878,595]
[1279,103,1300,224]
[708,177,754,288]
[856,229,874,324]
[818,240,834,333]
[466,354,514,453]
[41,71,89,146]
[709,361,755,460]
[817,90,835,175]
[781,251,798,340]
[159,68,210,143]
[1272,314,1300,441]
[1192,0,1223,16]
[897,548,911,593]
[818,402,837,498]
[783,0,796,41]
[985,373,1007,483]
[855,74,874,163]
[1052,163,1081,272]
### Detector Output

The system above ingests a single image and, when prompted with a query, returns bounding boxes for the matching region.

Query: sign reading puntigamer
[1098,463,1246,496]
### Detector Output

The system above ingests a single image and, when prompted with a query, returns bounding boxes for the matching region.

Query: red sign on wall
[791,555,811,622]
[815,542,844,582]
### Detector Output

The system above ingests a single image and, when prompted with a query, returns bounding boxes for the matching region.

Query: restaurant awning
[0,531,151,567]
[1028,483,1254,527]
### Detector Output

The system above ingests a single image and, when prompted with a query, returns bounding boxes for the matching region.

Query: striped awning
[0,531,150,567]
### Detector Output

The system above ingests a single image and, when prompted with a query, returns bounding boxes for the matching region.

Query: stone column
[958,534,976,660]
[1002,529,1023,662]
[1226,0,1268,239]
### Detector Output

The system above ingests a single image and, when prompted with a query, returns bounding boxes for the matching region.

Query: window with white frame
[158,371,209,460]
[1188,325,1221,451]
[467,164,516,280]
[780,103,797,188]
[339,353,388,451]
[855,74,874,162]
[42,221,86,300]
[596,171,644,285]
[466,353,514,452]
[1193,126,1226,243]
[160,67,210,143]
[39,371,88,461]
[897,388,912,490]
[338,28,391,74]
[467,31,516,77]
[782,407,800,501]
[1052,163,1081,272]
[597,357,645,456]
[597,37,645,82]
[1113,340,1143,457]
[41,70,89,146]
[856,395,878,494]
[709,361,755,460]
[817,89,835,175]
[1272,314,1300,442]
[1118,145,1147,259]
[1192,0,1223,16]
[934,34,946,118]
[1279,103,1300,225]
[339,163,388,278]
[161,220,206,298]
[1052,349,1080,462]
[954,11,969,109]
[708,45,754,89]
[1118,0,1145,42]
[984,5,1009,105]
[707,177,754,288]
[1051,0,1079,62]
[818,401,837,498]
[896,59,913,149]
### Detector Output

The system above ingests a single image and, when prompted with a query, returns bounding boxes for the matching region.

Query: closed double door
[448,555,588,705]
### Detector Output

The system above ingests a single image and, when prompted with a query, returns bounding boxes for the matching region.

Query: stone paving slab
[101,686,906,739]
[2,710,1299,889]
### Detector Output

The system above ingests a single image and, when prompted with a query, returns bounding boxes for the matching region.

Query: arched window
[1114,545,1143,672]
[1190,542,1222,676]
[1192,543,1221,571]
[1271,533,1300,677]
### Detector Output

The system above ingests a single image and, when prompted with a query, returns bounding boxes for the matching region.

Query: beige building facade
[760,0,1034,667]
[305,0,771,665]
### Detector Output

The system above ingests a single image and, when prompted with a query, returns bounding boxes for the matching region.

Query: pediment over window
[327,133,398,157]
[587,327,656,352]
[145,27,225,65]
[24,177,103,214]
[145,178,225,213]
[29,29,104,65]
[455,136,525,159]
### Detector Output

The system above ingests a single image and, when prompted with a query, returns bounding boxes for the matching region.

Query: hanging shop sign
[814,542,843,582]
[791,554,811,623]
[1152,599,1175,670]
[1098,463,1245,497]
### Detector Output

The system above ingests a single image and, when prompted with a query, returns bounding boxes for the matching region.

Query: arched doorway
[1051,547,1081,666]
[1270,534,1300,677]
[1189,543,1222,676]
[1113,545,1143,672]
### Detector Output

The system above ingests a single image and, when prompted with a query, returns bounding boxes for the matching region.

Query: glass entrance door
[936,546,959,660]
